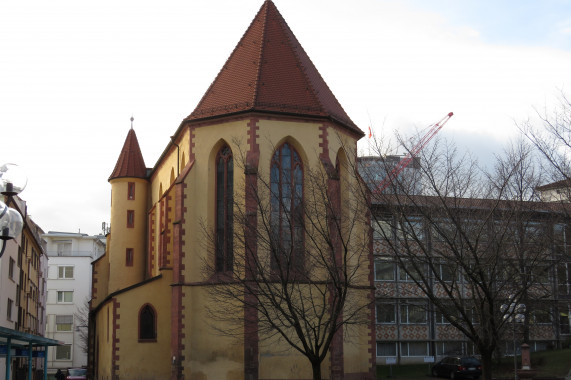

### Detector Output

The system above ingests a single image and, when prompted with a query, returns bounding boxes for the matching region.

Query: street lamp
[0,163,27,258]
[501,297,526,380]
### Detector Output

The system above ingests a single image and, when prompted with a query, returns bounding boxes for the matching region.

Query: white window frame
[57,291,74,303]
[400,303,427,324]
[376,302,396,324]
[56,315,74,331]
[6,299,13,321]
[55,345,72,360]
[55,240,72,256]
[375,259,396,281]
[376,341,397,357]
[58,266,74,279]
[400,341,429,357]
[435,341,464,356]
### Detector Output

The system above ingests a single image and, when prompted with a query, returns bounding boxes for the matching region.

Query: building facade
[0,195,49,378]
[369,196,571,365]
[90,1,373,379]
[43,231,105,375]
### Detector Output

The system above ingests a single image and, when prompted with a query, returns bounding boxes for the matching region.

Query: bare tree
[202,146,372,380]
[74,297,90,354]
[519,91,571,197]
[518,90,571,348]
[360,133,562,380]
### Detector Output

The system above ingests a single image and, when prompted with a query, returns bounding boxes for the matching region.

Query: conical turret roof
[186,0,362,135]
[109,128,147,181]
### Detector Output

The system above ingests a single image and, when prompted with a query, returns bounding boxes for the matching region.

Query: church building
[89,1,373,379]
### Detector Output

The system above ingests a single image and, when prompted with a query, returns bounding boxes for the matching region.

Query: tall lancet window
[215,145,234,272]
[138,304,156,341]
[270,142,304,272]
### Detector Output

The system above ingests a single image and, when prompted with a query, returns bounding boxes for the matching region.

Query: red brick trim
[128,182,135,200]
[148,204,156,278]
[244,118,260,380]
[112,298,121,380]
[246,118,260,169]
[91,263,99,304]
[318,124,339,180]
[171,170,189,380]
[163,193,172,268]
[319,124,329,161]
[127,210,135,228]
[328,169,344,379]
[188,126,197,164]
[185,112,363,140]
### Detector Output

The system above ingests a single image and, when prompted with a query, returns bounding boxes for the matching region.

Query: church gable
[186,0,362,136]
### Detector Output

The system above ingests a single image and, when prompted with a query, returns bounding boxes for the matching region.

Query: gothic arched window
[215,145,234,272]
[270,142,304,271]
[138,304,157,341]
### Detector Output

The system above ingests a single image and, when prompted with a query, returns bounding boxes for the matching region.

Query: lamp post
[501,297,526,380]
[0,163,27,258]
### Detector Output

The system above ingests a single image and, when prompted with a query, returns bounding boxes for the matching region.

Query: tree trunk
[480,350,494,380]
[311,360,322,380]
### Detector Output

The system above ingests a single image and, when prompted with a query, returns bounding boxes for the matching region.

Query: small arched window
[270,142,304,271]
[139,304,157,342]
[215,145,234,272]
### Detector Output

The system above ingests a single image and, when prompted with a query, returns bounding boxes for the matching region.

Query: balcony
[46,250,98,257]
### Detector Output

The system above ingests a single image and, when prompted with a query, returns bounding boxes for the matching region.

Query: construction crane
[375,112,453,193]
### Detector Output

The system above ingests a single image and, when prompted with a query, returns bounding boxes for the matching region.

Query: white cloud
[1,0,571,234]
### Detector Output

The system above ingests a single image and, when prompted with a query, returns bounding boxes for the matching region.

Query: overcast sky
[1,0,571,235]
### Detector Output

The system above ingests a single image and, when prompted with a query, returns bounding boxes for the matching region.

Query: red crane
[375,112,453,193]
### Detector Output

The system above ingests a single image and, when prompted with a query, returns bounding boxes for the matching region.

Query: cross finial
[130,116,134,129]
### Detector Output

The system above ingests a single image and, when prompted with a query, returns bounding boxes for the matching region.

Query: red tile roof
[109,128,147,181]
[186,0,362,135]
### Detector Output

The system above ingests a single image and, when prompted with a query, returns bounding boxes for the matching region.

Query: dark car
[432,356,482,380]
[65,368,87,380]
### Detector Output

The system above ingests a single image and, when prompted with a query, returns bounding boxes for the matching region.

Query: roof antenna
[130,115,134,129]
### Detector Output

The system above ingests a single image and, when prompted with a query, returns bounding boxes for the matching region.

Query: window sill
[138,338,157,343]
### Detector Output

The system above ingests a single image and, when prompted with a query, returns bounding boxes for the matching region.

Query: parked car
[65,368,87,380]
[432,356,482,379]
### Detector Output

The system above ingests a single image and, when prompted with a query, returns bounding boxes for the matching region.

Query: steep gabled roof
[186,0,362,135]
[109,128,147,181]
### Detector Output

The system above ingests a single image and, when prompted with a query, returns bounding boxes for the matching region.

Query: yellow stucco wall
[108,178,148,292]
[182,286,244,380]
[114,274,173,379]
[147,128,191,276]
[91,253,109,309]
[94,115,370,380]
[93,302,114,380]
[93,273,172,380]
[175,116,369,379]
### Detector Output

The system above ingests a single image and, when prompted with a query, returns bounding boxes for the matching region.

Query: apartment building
[0,195,50,378]
[370,195,571,364]
[43,231,105,375]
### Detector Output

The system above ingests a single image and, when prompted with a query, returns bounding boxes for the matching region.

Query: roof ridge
[190,3,265,116]
[269,2,324,115]
[251,2,269,108]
